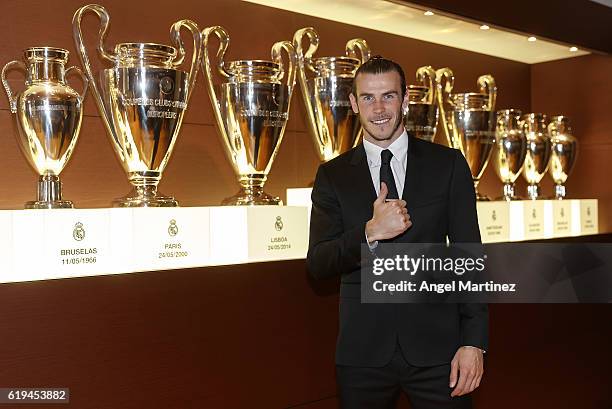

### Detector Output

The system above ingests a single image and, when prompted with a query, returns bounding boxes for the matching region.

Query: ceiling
[242,0,591,64]
[403,0,612,55]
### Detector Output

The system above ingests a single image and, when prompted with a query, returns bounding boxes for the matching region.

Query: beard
[361,110,404,142]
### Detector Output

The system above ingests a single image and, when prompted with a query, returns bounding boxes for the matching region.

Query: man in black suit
[306,56,488,408]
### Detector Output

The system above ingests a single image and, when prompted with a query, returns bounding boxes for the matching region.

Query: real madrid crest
[73,222,85,241]
[168,219,179,237]
[275,216,284,231]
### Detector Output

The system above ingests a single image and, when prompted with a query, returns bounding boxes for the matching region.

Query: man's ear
[401,88,409,113]
[349,93,359,114]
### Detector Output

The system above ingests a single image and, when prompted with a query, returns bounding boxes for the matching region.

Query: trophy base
[113,187,178,207]
[554,184,567,200]
[526,184,546,200]
[473,180,489,201]
[25,200,73,209]
[27,175,73,209]
[496,183,521,201]
[495,195,522,201]
[222,189,283,206]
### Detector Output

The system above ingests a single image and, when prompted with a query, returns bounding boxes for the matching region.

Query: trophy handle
[271,41,297,88]
[202,26,231,152]
[416,65,436,104]
[72,5,116,64]
[345,38,371,64]
[202,26,230,81]
[435,67,461,151]
[293,27,319,73]
[477,74,496,111]
[1,60,26,113]
[65,66,89,102]
[169,19,203,105]
[72,4,118,144]
[293,27,328,160]
[547,121,556,138]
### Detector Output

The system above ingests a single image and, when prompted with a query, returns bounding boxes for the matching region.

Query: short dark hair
[352,55,407,99]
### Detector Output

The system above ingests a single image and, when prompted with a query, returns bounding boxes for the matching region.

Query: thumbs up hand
[365,182,412,242]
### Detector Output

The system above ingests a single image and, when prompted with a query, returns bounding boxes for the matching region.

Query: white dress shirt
[363,131,409,249]
[363,130,409,198]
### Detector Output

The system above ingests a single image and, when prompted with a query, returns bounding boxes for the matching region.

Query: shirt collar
[363,130,409,167]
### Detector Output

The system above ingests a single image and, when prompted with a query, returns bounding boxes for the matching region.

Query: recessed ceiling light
[424,10,434,16]
[569,46,578,52]
[480,25,490,30]
[527,36,537,42]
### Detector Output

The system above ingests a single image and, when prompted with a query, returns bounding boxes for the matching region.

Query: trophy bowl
[494,109,527,201]
[2,46,87,209]
[293,27,370,162]
[203,26,296,205]
[522,113,551,199]
[404,66,438,142]
[73,4,202,207]
[548,115,578,199]
[437,69,497,200]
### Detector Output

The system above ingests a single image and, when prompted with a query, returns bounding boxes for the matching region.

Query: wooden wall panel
[0,262,340,409]
[1,268,611,409]
[531,54,612,233]
[0,2,610,409]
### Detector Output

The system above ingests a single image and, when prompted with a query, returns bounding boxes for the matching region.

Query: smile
[371,118,391,125]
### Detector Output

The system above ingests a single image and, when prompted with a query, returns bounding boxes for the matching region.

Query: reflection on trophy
[548,116,578,199]
[293,27,369,162]
[2,47,88,209]
[436,68,497,200]
[73,5,202,207]
[203,26,296,205]
[404,66,438,142]
[522,113,551,199]
[493,109,527,200]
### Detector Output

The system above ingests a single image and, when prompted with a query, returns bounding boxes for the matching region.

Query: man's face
[349,70,407,144]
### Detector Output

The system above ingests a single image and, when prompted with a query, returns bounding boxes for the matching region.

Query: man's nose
[372,99,385,113]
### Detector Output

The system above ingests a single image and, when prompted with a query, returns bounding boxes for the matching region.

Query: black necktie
[380,149,399,199]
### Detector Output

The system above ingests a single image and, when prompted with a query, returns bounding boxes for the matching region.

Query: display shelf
[286,188,599,244]
[0,194,600,284]
[0,206,308,284]
[476,199,598,242]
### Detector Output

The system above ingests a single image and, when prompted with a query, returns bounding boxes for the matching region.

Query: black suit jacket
[306,135,488,367]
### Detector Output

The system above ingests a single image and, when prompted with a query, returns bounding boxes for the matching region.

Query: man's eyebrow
[358,90,399,97]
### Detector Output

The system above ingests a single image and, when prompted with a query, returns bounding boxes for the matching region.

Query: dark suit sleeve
[448,149,489,351]
[306,164,367,280]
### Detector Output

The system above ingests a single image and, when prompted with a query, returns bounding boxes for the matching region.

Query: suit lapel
[402,135,421,211]
[350,144,377,209]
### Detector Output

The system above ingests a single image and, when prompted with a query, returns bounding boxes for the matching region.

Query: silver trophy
[202,26,296,205]
[437,68,497,200]
[548,116,578,199]
[73,4,202,207]
[2,47,88,208]
[404,66,438,142]
[522,113,552,199]
[293,27,370,162]
[493,109,527,200]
